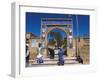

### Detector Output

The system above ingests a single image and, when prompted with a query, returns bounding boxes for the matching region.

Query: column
[68,27,73,48]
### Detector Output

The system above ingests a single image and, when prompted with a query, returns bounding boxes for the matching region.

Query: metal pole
[76,15,79,57]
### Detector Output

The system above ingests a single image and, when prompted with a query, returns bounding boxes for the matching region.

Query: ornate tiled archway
[41,18,75,57]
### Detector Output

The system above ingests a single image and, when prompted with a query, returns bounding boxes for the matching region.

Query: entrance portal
[47,29,68,58]
[41,18,75,57]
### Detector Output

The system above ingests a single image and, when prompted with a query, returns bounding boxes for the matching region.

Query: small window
[31,40,36,47]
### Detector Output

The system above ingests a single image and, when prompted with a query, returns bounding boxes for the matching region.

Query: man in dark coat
[48,48,55,59]
[26,44,30,64]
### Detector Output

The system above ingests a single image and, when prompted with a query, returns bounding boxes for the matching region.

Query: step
[29,57,78,66]
[44,57,77,61]
[47,54,75,58]
[32,60,78,65]
[29,57,77,62]
[30,61,79,67]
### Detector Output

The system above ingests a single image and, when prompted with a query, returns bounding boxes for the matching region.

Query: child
[37,53,43,63]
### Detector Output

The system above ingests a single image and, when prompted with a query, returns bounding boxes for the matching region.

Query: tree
[49,31,63,47]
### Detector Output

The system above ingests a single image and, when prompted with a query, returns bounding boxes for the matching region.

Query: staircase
[29,55,79,66]
[28,49,79,67]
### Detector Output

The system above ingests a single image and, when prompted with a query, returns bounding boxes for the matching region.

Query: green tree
[50,31,63,47]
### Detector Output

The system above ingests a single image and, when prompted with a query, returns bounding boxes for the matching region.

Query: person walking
[37,43,44,64]
[57,46,64,66]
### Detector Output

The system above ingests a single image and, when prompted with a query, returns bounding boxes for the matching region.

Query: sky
[26,12,89,38]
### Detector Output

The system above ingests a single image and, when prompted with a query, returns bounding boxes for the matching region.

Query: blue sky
[26,12,89,37]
